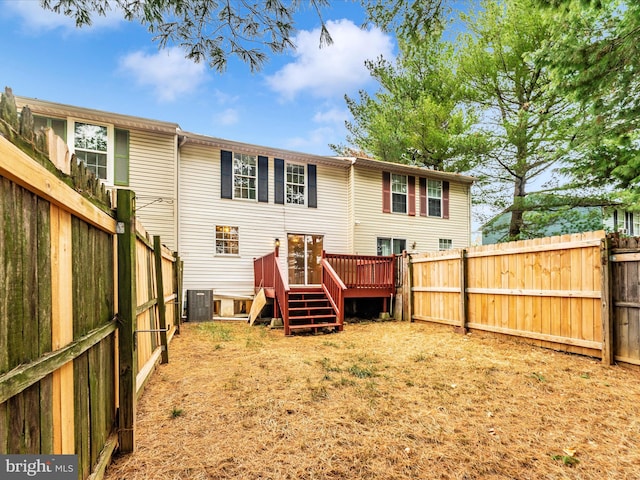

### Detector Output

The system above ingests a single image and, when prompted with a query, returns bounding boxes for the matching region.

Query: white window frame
[428,179,442,218]
[286,163,306,205]
[391,174,407,214]
[439,238,453,250]
[232,152,257,200]
[377,237,406,256]
[625,212,639,236]
[68,118,115,185]
[215,225,239,255]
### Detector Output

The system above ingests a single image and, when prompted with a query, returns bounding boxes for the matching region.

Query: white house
[15,94,475,319]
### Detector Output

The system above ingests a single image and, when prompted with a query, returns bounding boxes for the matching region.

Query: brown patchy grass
[104,321,640,480]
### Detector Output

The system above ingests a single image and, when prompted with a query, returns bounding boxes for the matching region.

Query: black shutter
[221,150,233,199]
[308,164,317,208]
[258,155,268,203]
[274,158,285,204]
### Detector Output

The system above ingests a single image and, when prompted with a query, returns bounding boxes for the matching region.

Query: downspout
[349,157,357,253]
[176,133,188,253]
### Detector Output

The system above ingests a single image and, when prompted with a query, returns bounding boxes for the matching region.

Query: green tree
[535,0,640,195]
[344,0,589,240]
[336,29,481,171]
[456,0,584,239]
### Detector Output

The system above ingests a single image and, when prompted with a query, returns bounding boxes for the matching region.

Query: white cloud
[217,108,240,126]
[119,47,207,102]
[212,89,240,105]
[313,106,350,125]
[285,126,337,152]
[265,19,394,101]
[5,0,123,32]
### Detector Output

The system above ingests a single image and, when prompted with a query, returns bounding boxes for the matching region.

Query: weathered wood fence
[0,89,182,479]
[408,230,640,366]
[610,235,640,365]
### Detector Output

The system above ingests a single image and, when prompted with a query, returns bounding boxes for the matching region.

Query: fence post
[153,236,169,364]
[116,189,137,453]
[458,249,468,334]
[174,254,183,335]
[600,235,614,365]
[402,251,413,322]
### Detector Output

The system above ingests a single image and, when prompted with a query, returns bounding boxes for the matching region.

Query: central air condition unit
[186,290,213,322]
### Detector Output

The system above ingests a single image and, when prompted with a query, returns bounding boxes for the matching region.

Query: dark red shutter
[408,176,416,216]
[382,172,391,213]
[443,181,450,219]
[419,177,426,216]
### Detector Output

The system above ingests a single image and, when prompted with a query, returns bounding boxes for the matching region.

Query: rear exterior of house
[15,96,180,250]
[178,133,354,316]
[347,157,474,255]
[14,94,475,320]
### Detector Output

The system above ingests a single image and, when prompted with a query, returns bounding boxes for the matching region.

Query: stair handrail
[254,250,290,332]
[273,257,290,333]
[321,259,346,326]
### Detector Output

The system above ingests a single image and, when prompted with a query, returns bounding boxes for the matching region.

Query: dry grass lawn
[104,320,640,480]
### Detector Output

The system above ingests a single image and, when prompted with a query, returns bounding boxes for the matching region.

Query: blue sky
[0,0,397,155]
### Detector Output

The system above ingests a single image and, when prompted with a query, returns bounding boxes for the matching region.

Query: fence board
[611,236,640,365]
[412,231,606,358]
[1,96,181,476]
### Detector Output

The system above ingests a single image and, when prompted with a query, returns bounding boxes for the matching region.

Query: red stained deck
[254,250,395,335]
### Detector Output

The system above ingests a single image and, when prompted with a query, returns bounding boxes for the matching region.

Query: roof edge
[15,95,180,134]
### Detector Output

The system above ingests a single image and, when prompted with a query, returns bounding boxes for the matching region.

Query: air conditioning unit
[187,290,213,322]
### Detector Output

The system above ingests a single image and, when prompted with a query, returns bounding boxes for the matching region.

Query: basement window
[215,226,239,255]
[439,239,453,250]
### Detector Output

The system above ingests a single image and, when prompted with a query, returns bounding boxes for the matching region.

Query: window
[215,226,239,255]
[439,239,453,250]
[377,238,406,255]
[428,179,442,217]
[286,163,305,205]
[67,119,129,185]
[391,174,407,213]
[625,212,639,236]
[34,115,67,141]
[233,153,257,200]
[73,122,109,180]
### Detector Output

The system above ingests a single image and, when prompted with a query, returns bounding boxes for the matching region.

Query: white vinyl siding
[128,130,178,250]
[179,145,350,295]
[352,166,471,255]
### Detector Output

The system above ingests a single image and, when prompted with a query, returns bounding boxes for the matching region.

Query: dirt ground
[104,320,640,480]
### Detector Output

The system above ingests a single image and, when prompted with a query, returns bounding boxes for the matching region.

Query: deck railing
[321,259,346,325]
[253,250,289,331]
[324,253,395,290]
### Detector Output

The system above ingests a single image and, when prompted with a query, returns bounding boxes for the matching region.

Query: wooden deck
[254,250,395,334]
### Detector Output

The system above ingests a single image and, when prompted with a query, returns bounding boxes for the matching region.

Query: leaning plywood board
[248,289,267,326]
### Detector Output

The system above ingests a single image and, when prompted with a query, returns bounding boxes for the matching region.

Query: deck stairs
[287,287,342,334]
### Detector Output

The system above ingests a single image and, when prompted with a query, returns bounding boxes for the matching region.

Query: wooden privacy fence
[0,91,182,480]
[610,235,640,366]
[407,230,640,365]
